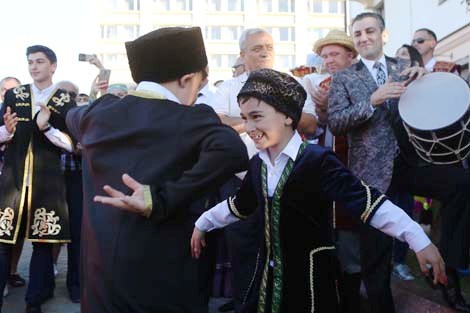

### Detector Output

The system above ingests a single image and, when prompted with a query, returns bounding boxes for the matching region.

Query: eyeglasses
[411,38,427,45]
[231,64,245,73]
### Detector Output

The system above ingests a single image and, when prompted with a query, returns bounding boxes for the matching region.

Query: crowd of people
[0,11,468,313]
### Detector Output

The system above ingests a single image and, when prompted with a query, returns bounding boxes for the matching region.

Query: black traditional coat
[65,91,248,313]
[0,84,74,244]
[227,144,387,313]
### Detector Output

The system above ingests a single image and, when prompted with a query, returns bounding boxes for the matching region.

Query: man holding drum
[328,12,470,313]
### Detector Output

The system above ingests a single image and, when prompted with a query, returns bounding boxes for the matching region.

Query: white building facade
[93,0,348,84]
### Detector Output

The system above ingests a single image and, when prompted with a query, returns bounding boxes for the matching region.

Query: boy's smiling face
[240,97,294,159]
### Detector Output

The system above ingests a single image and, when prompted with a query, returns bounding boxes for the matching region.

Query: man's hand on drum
[370,77,407,106]
[400,65,428,86]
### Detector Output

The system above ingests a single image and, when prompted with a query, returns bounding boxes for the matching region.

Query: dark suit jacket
[66,92,248,313]
[328,57,407,193]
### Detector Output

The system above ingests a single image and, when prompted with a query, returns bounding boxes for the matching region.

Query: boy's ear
[178,72,196,88]
[285,116,293,127]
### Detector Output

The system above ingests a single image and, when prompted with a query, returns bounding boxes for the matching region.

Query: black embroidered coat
[228,144,387,313]
[65,93,248,313]
[0,84,74,244]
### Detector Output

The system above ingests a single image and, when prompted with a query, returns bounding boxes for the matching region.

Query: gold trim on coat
[309,246,336,313]
[128,90,166,100]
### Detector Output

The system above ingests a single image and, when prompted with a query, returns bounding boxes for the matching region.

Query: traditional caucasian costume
[195,69,432,313]
[65,27,248,313]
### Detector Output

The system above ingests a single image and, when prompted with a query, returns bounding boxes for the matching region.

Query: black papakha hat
[237,68,306,129]
[125,27,208,83]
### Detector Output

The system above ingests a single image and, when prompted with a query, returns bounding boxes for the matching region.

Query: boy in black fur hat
[191,68,447,313]
[66,27,248,313]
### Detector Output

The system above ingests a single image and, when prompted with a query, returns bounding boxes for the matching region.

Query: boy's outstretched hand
[416,243,447,285]
[191,227,206,259]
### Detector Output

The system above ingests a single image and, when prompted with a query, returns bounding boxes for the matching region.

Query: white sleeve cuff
[44,127,74,152]
[195,200,240,232]
[0,125,14,143]
[370,199,431,252]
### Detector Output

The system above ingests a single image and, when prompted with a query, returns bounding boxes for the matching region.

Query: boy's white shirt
[195,131,431,253]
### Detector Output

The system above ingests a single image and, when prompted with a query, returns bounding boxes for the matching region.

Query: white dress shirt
[210,72,316,118]
[195,131,431,253]
[195,83,215,106]
[425,57,437,73]
[0,83,73,152]
[135,81,181,103]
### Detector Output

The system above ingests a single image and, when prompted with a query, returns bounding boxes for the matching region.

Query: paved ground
[2,242,79,313]
[2,243,467,312]
[1,242,229,313]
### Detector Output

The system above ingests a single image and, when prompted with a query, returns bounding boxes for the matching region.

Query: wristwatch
[41,124,51,133]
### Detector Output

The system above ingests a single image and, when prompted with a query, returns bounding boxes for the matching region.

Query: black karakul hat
[125,27,208,83]
[238,68,306,128]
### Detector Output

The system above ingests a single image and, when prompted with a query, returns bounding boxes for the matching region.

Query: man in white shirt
[0,45,74,313]
[412,28,460,74]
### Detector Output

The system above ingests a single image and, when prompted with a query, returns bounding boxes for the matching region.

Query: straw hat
[313,30,358,58]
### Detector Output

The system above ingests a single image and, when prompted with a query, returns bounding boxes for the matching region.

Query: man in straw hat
[329,12,470,313]
[304,29,363,313]
[65,27,248,312]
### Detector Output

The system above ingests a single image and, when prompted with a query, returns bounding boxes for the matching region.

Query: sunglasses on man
[411,38,428,45]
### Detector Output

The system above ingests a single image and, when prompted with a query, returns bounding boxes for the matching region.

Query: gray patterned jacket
[328,56,406,193]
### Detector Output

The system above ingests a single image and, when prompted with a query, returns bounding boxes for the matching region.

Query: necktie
[374,62,386,86]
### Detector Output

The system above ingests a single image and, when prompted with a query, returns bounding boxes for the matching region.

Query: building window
[208,0,222,10]
[278,0,294,12]
[259,0,294,12]
[328,0,339,13]
[259,0,273,12]
[209,54,239,68]
[266,27,295,42]
[173,0,192,10]
[276,55,295,69]
[101,53,129,68]
[307,27,331,41]
[105,0,140,10]
[209,55,223,68]
[205,26,222,40]
[205,26,241,40]
[307,0,323,13]
[228,0,243,11]
[100,24,140,40]
[154,0,169,10]
[208,0,243,11]
[222,26,242,40]
[155,0,191,11]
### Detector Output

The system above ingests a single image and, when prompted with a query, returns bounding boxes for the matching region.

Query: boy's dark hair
[415,28,437,41]
[351,12,385,31]
[26,45,57,64]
